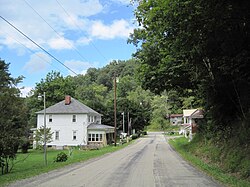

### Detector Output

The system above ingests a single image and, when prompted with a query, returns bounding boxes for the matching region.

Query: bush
[54,152,68,162]
[21,142,30,153]
[131,134,138,140]
[241,159,250,178]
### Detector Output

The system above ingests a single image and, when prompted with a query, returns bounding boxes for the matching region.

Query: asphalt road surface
[9,132,222,187]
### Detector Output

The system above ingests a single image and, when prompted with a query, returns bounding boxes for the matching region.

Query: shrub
[241,159,250,178]
[21,142,30,153]
[131,134,138,140]
[226,150,244,173]
[54,152,68,162]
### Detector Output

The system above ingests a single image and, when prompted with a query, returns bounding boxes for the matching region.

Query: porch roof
[183,109,203,118]
[169,114,183,118]
[87,123,114,133]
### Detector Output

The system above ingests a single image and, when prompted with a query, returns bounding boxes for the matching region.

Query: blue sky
[0,0,137,96]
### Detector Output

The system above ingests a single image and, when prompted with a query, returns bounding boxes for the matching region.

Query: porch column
[103,132,107,146]
[189,117,193,141]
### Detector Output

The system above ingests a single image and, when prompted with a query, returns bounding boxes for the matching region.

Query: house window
[55,131,59,140]
[73,131,77,140]
[88,133,103,142]
[92,134,95,141]
[72,115,76,122]
[88,116,90,122]
[49,115,52,122]
[94,116,97,122]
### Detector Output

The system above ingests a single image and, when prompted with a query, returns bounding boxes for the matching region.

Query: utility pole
[127,112,130,136]
[114,77,117,146]
[43,92,47,166]
[122,112,125,133]
[38,92,47,166]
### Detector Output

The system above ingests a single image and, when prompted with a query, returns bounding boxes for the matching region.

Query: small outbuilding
[169,114,183,125]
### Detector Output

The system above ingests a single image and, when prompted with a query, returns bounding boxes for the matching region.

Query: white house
[169,114,183,125]
[179,109,203,140]
[34,96,114,149]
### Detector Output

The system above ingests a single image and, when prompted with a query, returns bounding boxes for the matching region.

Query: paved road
[9,132,222,187]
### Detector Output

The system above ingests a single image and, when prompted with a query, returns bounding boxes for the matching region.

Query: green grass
[0,143,131,186]
[169,137,250,187]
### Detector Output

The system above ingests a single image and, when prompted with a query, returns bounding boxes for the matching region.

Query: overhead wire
[0,15,78,76]
[55,0,109,62]
[23,0,88,62]
[0,29,67,75]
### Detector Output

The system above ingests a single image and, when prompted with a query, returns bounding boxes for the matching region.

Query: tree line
[129,0,250,142]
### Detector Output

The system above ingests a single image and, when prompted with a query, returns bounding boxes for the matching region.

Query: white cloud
[48,37,74,50]
[111,0,131,5]
[76,37,92,46]
[64,60,95,75]
[23,52,52,73]
[0,0,104,51]
[19,86,33,98]
[90,19,134,39]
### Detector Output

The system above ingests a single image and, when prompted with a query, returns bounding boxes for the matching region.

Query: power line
[23,0,88,62]
[1,29,66,75]
[55,0,109,62]
[0,15,78,75]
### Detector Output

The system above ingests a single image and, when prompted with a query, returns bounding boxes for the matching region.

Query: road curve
[9,132,222,187]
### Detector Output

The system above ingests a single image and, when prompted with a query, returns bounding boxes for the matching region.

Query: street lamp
[38,92,47,166]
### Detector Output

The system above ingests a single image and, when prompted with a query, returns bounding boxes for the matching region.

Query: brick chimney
[65,95,71,105]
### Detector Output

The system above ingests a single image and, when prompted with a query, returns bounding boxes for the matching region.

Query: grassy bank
[169,136,250,187]
[0,143,131,186]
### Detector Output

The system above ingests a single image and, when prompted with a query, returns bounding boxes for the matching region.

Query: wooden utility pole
[43,92,47,166]
[114,77,117,146]
[127,112,130,136]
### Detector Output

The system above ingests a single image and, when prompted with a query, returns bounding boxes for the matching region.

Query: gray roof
[36,98,101,115]
[87,123,114,130]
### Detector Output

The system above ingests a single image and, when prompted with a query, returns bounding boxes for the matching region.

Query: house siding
[37,114,89,146]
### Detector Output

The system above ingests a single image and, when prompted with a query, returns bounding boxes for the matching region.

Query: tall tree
[130,0,250,137]
[0,59,28,174]
[26,71,76,127]
[75,82,108,114]
[34,71,76,106]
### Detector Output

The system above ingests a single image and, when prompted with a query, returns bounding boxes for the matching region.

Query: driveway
[9,132,222,187]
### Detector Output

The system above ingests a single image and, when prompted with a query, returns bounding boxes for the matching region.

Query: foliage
[169,136,250,186]
[129,0,250,139]
[0,59,28,175]
[54,152,68,162]
[34,126,54,150]
[149,93,170,130]
[75,82,107,116]
[131,134,138,140]
[20,138,30,154]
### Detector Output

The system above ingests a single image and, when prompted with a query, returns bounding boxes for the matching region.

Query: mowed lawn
[0,144,129,186]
